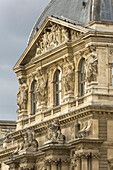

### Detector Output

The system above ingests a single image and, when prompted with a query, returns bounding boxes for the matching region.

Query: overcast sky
[0,0,50,120]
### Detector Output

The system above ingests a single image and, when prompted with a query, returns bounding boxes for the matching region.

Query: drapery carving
[36,68,48,104]
[63,57,75,94]
[35,22,83,57]
[45,119,65,144]
[17,83,28,110]
[85,46,98,83]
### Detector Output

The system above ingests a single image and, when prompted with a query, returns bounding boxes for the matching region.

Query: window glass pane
[112,68,113,75]
[33,103,36,114]
[81,73,83,81]
[59,82,61,91]
[59,71,61,81]
[33,93,35,101]
[112,78,113,86]
[56,94,59,106]
[59,92,61,105]
[56,84,58,92]
[81,84,83,96]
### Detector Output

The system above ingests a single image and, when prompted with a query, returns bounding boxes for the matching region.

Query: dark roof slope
[28,0,113,44]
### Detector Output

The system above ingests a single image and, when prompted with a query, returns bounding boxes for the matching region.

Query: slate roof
[28,0,113,43]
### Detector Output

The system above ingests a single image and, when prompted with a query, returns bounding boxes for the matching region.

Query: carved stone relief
[12,130,38,156]
[63,57,75,94]
[17,82,28,111]
[36,68,48,105]
[85,46,98,83]
[35,22,83,57]
[45,119,65,144]
[76,120,92,138]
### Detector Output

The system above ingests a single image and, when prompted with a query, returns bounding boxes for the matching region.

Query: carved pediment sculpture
[35,22,83,57]
[63,57,75,94]
[85,46,98,83]
[76,120,92,139]
[36,68,48,105]
[45,119,65,144]
[17,82,28,111]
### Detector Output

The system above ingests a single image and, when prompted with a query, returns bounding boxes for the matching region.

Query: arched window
[80,58,86,96]
[31,80,38,114]
[54,70,61,106]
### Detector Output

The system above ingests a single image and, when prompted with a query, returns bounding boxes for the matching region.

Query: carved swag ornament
[36,68,48,105]
[85,46,98,83]
[35,22,83,56]
[17,80,28,111]
[45,119,65,144]
[63,57,75,94]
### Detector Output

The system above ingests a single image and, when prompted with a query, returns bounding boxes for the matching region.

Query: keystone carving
[63,57,75,94]
[17,82,28,111]
[45,119,65,144]
[85,46,98,83]
[76,121,92,138]
[36,68,48,105]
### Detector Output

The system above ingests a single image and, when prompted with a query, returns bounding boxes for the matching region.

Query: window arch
[54,70,61,106]
[79,58,86,96]
[31,80,38,114]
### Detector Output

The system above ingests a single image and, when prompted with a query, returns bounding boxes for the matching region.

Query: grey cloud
[0,0,50,120]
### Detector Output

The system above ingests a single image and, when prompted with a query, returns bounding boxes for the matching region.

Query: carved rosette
[45,119,65,144]
[35,22,83,57]
[85,46,98,84]
[36,68,48,107]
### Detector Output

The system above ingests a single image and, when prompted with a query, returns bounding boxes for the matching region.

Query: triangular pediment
[14,16,91,71]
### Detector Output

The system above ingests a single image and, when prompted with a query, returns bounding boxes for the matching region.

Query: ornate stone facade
[1,1,113,170]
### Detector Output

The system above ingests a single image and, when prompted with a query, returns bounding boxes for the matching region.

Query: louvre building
[1,0,113,169]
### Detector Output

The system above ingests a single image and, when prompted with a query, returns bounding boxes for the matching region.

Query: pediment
[14,16,90,71]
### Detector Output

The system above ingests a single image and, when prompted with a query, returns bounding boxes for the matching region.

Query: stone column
[61,159,70,170]
[81,154,88,170]
[75,157,81,170]
[44,160,51,170]
[92,153,100,170]
[51,159,58,170]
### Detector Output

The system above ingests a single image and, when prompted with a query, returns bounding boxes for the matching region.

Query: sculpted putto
[85,46,98,83]
[17,82,28,110]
